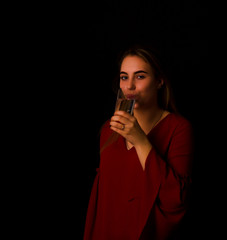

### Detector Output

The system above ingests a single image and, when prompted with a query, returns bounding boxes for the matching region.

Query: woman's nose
[127,78,136,90]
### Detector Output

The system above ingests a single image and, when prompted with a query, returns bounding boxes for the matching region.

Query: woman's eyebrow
[120,70,148,74]
[120,71,128,75]
[134,70,148,74]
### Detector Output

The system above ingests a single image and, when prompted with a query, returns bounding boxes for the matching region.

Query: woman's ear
[157,78,164,89]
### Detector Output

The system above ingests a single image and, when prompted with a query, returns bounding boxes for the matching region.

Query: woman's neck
[134,105,164,134]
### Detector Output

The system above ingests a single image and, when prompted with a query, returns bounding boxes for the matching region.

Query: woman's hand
[110,111,152,170]
[110,111,147,147]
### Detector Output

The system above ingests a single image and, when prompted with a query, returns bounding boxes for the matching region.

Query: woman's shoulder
[100,119,111,133]
[99,119,112,141]
[168,112,191,123]
[167,112,193,133]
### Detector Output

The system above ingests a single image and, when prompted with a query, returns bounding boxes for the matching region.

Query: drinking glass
[115,88,135,115]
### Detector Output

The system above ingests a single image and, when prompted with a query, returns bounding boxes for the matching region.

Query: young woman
[83,45,194,240]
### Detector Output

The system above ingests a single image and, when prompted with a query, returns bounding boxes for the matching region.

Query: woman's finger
[114,110,134,121]
[111,115,129,125]
[109,121,125,130]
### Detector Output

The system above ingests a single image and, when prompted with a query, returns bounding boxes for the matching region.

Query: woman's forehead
[120,55,151,73]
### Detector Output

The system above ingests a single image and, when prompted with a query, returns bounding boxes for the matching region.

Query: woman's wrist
[134,135,152,150]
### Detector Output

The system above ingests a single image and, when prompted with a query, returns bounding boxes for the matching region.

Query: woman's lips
[126,94,137,100]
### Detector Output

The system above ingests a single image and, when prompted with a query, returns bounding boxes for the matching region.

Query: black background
[18,1,222,239]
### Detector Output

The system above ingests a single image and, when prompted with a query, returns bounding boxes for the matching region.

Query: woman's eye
[137,75,145,79]
[120,76,128,80]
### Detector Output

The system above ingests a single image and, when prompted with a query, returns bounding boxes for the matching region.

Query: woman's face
[120,55,161,110]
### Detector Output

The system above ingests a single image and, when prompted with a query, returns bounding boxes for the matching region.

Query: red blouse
[83,113,194,240]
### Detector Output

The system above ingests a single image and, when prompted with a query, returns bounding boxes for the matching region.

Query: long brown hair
[100,44,177,153]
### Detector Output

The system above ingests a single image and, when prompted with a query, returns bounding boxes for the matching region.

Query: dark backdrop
[33,1,220,239]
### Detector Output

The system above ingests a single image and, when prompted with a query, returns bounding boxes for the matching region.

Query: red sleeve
[99,120,119,154]
[100,120,111,148]
[83,168,100,240]
[83,120,112,240]
[140,118,194,239]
